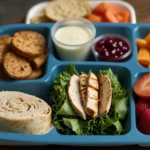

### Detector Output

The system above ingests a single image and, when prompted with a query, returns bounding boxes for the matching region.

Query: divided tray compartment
[0,23,149,146]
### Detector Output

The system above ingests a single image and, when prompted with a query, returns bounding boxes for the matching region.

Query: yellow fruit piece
[138,48,150,66]
[136,38,147,49]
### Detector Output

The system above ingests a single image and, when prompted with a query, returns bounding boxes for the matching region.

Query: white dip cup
[51,18,96,61]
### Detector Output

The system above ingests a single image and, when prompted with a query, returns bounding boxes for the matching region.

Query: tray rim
[0,23,149,146]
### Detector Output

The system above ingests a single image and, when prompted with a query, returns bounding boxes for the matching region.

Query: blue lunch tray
[0,23,149,146]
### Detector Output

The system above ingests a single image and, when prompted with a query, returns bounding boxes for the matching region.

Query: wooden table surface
[125,0,150,23]
[2,0,150,149]
[9,0,150,24]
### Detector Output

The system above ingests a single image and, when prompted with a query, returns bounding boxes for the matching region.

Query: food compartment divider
[134,24,150,69]
[0,23,148,145]
[49,63,132,133]
[0,24,51,80]
[132,24,150,145]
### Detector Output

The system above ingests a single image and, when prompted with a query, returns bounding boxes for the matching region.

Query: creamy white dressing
[55,26,92,45]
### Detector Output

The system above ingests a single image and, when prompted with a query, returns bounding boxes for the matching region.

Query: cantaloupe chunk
[145,33,150,42]
[148,64,150,68]
[87,14,103,22]
[145,35,150,49]
[138,48,150,66]
[136,38,147,49]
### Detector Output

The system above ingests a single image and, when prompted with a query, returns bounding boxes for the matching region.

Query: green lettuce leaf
[57,99,77,116]
[101,115,117,131]
[50,65,128,135]
[65,64,79,75]
[86,117,101,135]
[50,64,78,134]
[101,115,123,135]
[63,118,86,135]
[115,97,128,120]
[113,121,123,134]
[112,89,126,107]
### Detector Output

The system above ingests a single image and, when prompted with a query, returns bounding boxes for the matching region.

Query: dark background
[0,0,45,25]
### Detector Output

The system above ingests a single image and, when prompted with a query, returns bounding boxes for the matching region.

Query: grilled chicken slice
[79,73,87,109]
[68,75,86,120]
[85,72,99,118]
[87,72,99,90]
[99,74,112,116]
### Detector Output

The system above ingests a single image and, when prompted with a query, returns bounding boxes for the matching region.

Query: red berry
[138,109,150,134]
[134,74,150,99]
[136,99,150,119]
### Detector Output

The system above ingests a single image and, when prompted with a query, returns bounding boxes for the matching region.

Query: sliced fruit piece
[145,33,150,49]
[138,48,150,66]
[134,74,150,99]
[68,75,86,120]
[79,73,87,108]
[85,72,99,118]
[146,41,150,50]
[104,10,119,23]
[99,74,112,116]
[116,13,124,22]
[107,4,120,16]
[87,14,103,22]
[136,38,147,49]
[136,99,150,119]
[93,2,108,15]
[145,33,150,42]
[120,9,130,23]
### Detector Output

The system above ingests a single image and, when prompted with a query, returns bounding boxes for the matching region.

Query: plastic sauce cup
[92,34,131,62]
[51,18,96,61]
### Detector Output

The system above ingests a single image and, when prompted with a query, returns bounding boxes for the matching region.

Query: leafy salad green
[50,64,129,135]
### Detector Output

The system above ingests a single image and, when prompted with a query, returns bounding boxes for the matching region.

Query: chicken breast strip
[79,73,87,109]
[99,74,112,116]
[85,72,99,118]
[68,75,86,120]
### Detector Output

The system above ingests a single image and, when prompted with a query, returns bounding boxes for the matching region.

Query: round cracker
[0,65,11,80]
[45,0,92,21]
[0,35,12,45]
[11,31,46,58]
[30,15,51,24]
[28,69,43,79]
[3,52,32,79]
[29,52,48,69]
[0,35,12,65]
[30,9,52,24]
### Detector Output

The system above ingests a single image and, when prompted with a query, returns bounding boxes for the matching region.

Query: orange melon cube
[145,33,150,42]
[138,48,150,66]
[136,38,147,49]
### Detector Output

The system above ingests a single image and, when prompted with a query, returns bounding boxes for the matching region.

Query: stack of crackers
[30,0,92,24]
[0,31,48,80]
